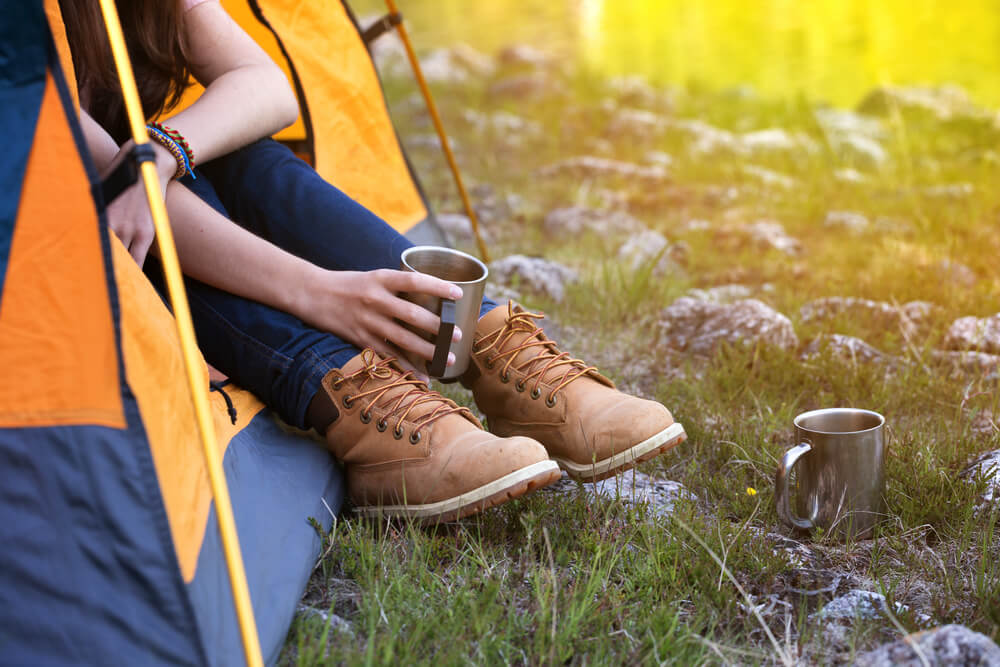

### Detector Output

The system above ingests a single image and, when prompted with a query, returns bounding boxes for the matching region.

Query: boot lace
[330,349,476,442]
[475,303,598,405]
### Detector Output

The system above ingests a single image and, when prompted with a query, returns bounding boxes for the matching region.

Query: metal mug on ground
[400,246,488,380]
[775,408,887,540]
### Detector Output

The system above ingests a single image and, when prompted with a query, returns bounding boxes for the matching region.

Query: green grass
[280,59,1000,664]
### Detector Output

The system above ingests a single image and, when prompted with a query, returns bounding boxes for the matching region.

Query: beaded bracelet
[146,122,196,180]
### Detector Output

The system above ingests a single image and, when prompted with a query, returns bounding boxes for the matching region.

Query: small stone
[685,284,753,304]
[607,75,673,110]
[925,183,975,199]
[418,45,494,84]
[815,108,887,140]
[833,134,889,168]
[538,156,669,183]
[617,230,681,276]
[488,72,559,101]
[607,108,667,138]
[645,150,674,167]
[804,334,889,364]
[746,220,801,255]
[963,450,1000,503]
[497,44,552,69]
[824,210,870,232]
[461,109,541,135]
[931,350,1000,380]
[658,297,799,355]
[589,470,694,519]
[834,168,868,183]
[742,165,796,190]
[858,84,979,120]
[800,297,930,338]
[741,128,816,155]
[435,213,493,244]
[811,589,923,623]
[969,411,998,439]
[295,604,354,636]
[681,219,712,232]
[944,313,1000,354]
[934,259,977,287]
[489,255,578,303]
[543,206,646,237]
[855,624,1000,667]
[666,118,744,155]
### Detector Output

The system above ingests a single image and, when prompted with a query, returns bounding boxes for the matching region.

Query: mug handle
[775,442,814,530]
[426,299,456,378]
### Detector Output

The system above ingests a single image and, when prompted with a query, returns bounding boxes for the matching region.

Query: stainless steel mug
[400,246,488,380]
[775,408,887,540]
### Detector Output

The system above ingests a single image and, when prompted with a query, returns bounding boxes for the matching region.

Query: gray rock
[295,604,354,636]
[435,213,493,244]
[800,297,933,338]
[945,313,1000,354]
[834,168,868,184]
[543,206,646,237]
[607,75,673,110]
[538,156,669,183]
[461,109,541,135]
[926,183,975,199]
[931,350,1000,380]
[658,297,799,355]
[607,108,667,138]
[833,134,889,168]
[804,334,889,364]
[666,118,744,155]
[815,108,887,140]
[488,72,559,101]
[964,450,1000,503]
[645,150,674,167]
[824,210,870,232]
[685,284,753,304]
[419,45,494,84]
[933,259,978,287]
[855,625,1000,667]
[469,183,520,225]
[617,230,682,276]
[746,220,801,255]
[681,218,712,232]
[969,411,998,439]
[489,255,578,303]
[742,164,796,190]
[741,128,818,155]
[859,84,981,120]
[590,470,693,518]
[497,44,552,69]
[812,589,922,623]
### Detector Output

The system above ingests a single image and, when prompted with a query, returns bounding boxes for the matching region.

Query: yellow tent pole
[95,2,264,665]
[385,0,491,263]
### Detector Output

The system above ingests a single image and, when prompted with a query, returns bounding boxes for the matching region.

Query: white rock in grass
[543,206,646,237]
[617,230,682,276]
[742,165,796,190]
[435,213,494,244]
[815,108,887,140]
[666,118,745,155]
[658,297,799,355]
[489,255,578,303]
[824,210,870,232]
[834,168,868,183]
[590,470,693,519]
[858,84,981,120]
[607,108,667,138]
[833,134,889,168]
[963,450,1000,504]
[685,284,753,304]
[944,313,1000,354]
[497,44,552,69]
[803,334,889,365]
[746,220,802,255]
[811,590,927,623]
[741,128,817,155]
[538,156,669,183]
[800,297,935,338]
[925,183,975,199]
[930,350,1000,381]
[856,625,1000,667]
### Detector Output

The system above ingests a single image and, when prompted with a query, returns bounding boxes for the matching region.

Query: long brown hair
[60,0,191,142]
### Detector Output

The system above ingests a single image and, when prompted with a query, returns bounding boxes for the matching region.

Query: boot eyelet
[376,419,387,432]
[545,395,557,408]
[393,425,404,439]
[500,371,510,383]
[530,388,541,400]
[515,379,526,392]
[484,357,496,369]
[409,431,422,445]
[359,411,371,424]
[342,395,353,409]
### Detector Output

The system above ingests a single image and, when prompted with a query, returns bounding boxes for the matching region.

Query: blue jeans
[146,139,495,429]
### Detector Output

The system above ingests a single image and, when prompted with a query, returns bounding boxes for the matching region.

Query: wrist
[286,262,328,320]
[151,142,179,181]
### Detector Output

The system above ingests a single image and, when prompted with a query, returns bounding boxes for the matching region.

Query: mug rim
[793,407,885,435]
[401,245,488,285]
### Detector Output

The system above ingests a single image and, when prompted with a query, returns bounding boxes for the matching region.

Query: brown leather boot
[463,302,686,482]
[312,349,561,522]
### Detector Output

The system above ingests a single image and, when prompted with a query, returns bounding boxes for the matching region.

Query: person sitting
[61,0,686,521]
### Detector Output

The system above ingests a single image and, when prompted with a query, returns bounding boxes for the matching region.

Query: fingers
[378,269,463,301]
[385,295,462,343]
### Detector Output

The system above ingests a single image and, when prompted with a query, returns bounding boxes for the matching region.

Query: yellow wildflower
[746,487,757,496]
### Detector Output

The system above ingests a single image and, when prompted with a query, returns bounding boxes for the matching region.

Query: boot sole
[352,460,562,523]
[552,422,686,482]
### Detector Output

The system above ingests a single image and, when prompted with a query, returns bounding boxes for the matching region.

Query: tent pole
[95,2,264,665]
[385,0,491,262]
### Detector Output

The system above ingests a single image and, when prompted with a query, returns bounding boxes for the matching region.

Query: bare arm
[157,1,299,163]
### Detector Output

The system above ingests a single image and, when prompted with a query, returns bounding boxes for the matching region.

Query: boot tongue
[478,303,587,382]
